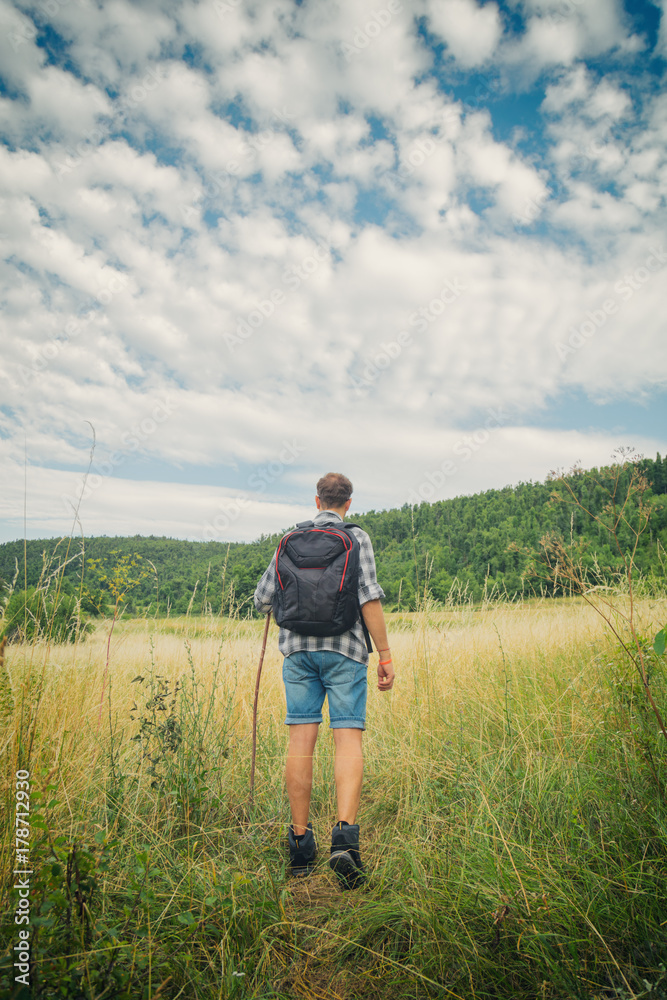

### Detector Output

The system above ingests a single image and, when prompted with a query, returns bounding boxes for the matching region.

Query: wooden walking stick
[249,611,271,809]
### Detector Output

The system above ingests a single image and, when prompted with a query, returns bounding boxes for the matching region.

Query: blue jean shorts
[282,650,368,729]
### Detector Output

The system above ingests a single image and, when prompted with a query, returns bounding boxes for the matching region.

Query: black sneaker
[329,821,366,890]
[288,822,317,878]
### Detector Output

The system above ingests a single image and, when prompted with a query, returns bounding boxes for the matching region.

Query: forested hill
[1,456,666,615]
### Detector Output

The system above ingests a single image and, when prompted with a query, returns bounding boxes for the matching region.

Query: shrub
[0,587,93,644]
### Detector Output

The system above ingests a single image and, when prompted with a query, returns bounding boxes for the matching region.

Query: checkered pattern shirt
[253,510,385,666]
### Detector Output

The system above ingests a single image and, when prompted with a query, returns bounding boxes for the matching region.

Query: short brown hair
[317,472,353,509]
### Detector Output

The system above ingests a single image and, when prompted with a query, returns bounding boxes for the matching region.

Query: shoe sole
[289,853,317,878]
[329,850,365,889]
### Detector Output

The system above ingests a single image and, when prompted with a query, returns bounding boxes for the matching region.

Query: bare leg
[285,723,319,836]
[332,728,363,824]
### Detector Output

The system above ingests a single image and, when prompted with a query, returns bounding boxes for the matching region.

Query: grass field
[1,596,667,999]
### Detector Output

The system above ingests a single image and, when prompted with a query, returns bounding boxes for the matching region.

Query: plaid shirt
[253,510,385,666]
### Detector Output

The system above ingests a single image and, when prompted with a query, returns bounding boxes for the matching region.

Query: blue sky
[0,0,666,543]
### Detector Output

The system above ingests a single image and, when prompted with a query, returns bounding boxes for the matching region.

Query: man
[253,472,395,889]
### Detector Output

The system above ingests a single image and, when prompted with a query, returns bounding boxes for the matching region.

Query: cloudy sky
[0,0,666,544]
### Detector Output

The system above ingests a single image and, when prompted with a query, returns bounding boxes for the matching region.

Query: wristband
[379,658,392,666]
[378,648,390,653]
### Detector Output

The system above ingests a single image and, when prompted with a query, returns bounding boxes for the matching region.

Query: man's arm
[361,599,395,691]
[354,527,395,691]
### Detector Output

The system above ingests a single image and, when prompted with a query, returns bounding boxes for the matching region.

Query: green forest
[1,454,666,622]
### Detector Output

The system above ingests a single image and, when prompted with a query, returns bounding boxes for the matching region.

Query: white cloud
[32,0,178,83]
[0,1,44,91]
[426,0,502,68]
[542,73,666,246]
[0,460,313,542]
[542,65,631,120]
[27,66,110,138]
[2,420,665,544]
[503,0,643,78]
[456,110,550,220]
[0,0,665,542]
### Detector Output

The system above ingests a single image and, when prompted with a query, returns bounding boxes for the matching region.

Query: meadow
[1,595,667,999]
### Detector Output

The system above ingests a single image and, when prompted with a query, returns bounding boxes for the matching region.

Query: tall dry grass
[1,595,667,999]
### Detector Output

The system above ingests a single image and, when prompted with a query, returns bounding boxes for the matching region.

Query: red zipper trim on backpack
[339,546,351,591]
[307,529,353,592]
[275,529,300,589]
[276,528,354,592]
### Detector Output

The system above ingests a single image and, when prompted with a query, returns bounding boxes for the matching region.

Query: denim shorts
[282,650,368,729]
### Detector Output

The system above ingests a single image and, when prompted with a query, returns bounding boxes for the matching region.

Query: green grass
[1,599,667,999]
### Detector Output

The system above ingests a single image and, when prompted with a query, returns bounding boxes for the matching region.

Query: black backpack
[272,520,373,651]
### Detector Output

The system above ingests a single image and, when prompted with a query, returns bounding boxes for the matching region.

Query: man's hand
[377,656,395,691]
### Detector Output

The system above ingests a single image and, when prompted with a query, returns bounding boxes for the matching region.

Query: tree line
[0,454,665,620]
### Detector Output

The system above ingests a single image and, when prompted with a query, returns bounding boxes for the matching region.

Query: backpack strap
[337,524,374,653]
[357,600,373,654]
[328,524,373,653]
[295,519,315,528]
